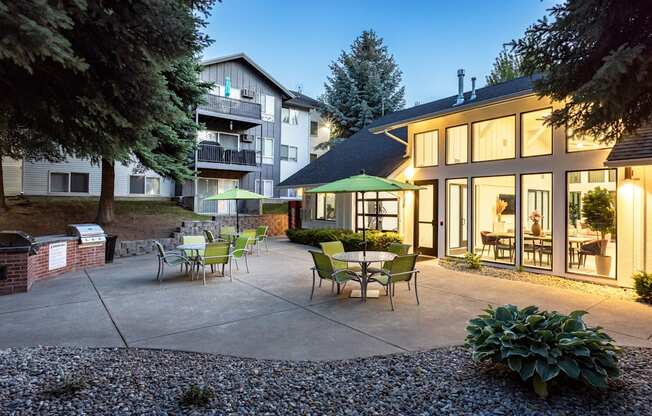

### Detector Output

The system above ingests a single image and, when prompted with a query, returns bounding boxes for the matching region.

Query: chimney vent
[454,69,465,106]
[470,77,477,100]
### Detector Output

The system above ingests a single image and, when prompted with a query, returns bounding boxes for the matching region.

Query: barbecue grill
[0,231,38,254]
[67,224,106,246]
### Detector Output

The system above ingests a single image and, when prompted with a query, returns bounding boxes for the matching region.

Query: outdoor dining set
[154,225,269,285]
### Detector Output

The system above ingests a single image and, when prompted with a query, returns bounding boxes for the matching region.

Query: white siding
[2,157,22,196]
[280,106,311,184]
[310,110,331,158]
[21,157,175,197]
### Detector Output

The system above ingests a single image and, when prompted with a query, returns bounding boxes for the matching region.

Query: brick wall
[0,240,105,296]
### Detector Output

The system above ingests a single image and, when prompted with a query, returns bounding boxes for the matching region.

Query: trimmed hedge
[286,228,403,251]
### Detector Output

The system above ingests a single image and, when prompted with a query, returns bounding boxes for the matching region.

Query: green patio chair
[255,225,269,252]
[319,241,361,272]
[309,250,360,299]
[196,242,231,285]
[369,242,412,284]
[369,254,420,311]
[203,229,216,243]
[231,235,251,273]
[154,241,191,282]
[220,226,236,244]
[241,229,257,253]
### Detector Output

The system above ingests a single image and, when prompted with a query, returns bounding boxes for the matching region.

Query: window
[414,130,438,167]
[280,145,298,162]
[521,108,552,157]
[356,192,399,232]
[522,173,553,270]
[50,172,90,193]
[282,108,299,125]
[218,132,239,151]
[197,178,237,214]
[255,179,274,197]
[446,125,467,164]
[566,169,617,278]
[256,137,274,164]
[472,175,516,264]
[129,176,160,195]
[446,178,468,257]
[315,193,336,221]
[310,121,319,136]
[262,95,275,122]
[472,115,515,162]
[567,128,614,152]
[70,173,89,193]
[568,171,581,184]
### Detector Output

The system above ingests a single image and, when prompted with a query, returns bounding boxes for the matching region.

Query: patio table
[333,251,396,301]
[176,242,207,278]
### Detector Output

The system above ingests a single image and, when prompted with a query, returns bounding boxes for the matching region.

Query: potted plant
[581,187,615,276]
[529,209,542,236]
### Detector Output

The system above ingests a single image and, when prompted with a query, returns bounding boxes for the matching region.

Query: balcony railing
[197,142,257,166]
[199,94,261,119]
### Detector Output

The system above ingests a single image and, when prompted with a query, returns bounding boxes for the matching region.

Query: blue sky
[202,0,556,105]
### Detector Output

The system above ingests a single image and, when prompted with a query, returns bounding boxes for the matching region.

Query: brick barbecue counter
[0,234,105,296]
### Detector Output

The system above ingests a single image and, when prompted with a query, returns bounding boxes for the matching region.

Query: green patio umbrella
[205,187,265,233]
[307,171,422,254]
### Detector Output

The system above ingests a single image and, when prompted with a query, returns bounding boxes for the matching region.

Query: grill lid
[0,231,37,253]
[67,224,105,237]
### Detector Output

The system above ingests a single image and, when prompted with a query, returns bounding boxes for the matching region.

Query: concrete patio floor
[1,238,651,361]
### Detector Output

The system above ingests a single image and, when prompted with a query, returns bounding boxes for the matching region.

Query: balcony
[196,142,258,172]
[198,94,261,121]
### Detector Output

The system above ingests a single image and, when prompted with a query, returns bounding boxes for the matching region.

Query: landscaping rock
[0,346,650,415]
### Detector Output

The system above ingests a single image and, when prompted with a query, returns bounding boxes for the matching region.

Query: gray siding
[200,59,284,197]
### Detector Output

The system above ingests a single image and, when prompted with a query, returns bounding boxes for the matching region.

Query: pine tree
[0,0,216,224]
[486,47,525,86]
[320,30,405,141]
[515,0,652,143]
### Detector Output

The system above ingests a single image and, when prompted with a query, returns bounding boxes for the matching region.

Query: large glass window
[315,193,336,221]
[521,108,552,157]
[50,173,69,193]
[566,169,617,278]
[256,137,274,164]
[446,125,467,164]
[70,173,89,193]
[415,130,438,167]
[356,192,399,232]
[472,116,515,162]
[218,132,239,151]
[145,177,160,195]
[197,178,237,214]
[129,176,145,194]
[50,172,89,193]
[472,175,516,264]
[446,178,468,257]
[567,128,614,152]
[522,173,553,269]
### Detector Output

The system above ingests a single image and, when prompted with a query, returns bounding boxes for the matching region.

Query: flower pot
[531,222,541,236]
[595,255,612,276]
[493,222,505,233]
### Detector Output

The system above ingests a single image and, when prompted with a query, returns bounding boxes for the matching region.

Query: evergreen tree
[0,0,216,224]
[486,47,525,85]
[320,30,405,140]
[515,0,652,144]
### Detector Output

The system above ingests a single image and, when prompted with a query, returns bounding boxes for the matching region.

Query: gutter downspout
[194,110,199,214]
[382,129,409,157]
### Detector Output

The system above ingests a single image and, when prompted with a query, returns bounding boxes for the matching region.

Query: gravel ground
[1,346,651,415]
[438,258,639,302]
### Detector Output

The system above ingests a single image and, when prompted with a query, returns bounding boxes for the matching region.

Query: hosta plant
[466,304,620,398]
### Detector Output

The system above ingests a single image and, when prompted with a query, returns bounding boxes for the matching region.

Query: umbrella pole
[361,191,366,255]
[236,200,240,234]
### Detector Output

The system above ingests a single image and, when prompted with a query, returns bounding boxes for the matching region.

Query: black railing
[199,94,261,119]
[197,142,257,166]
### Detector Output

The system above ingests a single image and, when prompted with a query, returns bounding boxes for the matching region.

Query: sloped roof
[368,74,543,132]
[201,53,294,99]
[285,90,320,109]
[605,126,652,166]
[278,127,408,188]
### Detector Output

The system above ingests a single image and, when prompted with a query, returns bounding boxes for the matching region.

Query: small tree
[486,47,525,85]
[320,30,405,139]
[581,187,615,256]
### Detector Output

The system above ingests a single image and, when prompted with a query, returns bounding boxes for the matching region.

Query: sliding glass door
[446,178,468,257]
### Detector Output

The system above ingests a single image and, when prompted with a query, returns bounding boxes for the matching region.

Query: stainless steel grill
[67,224,106,246]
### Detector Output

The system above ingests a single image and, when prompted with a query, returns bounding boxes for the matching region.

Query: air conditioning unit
[241,88,255,99]
[240,134,254,143]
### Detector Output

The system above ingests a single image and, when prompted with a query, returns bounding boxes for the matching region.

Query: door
[415,180,438,256]
[448,183,468,251]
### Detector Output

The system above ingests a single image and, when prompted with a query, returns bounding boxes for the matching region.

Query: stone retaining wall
[115,214,287,258]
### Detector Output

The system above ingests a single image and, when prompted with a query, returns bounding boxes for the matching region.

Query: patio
[0,238,651,361]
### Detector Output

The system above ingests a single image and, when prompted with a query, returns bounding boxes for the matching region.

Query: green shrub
[633,271,652,302]
[178,384,215,407]
[463,252,482,270]
[466,304,620,398]
[46,374,89,398]
[286,228,402,251]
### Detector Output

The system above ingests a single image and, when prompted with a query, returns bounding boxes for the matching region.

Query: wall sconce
[624,166,635,181]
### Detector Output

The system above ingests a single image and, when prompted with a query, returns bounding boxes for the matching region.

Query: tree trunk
[0,156,8,213]
[96,158,115,225]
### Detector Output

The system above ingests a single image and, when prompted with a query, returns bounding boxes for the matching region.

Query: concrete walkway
[1,239,651,361]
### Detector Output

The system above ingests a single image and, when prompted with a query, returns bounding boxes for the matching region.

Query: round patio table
[333,251,396,301]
